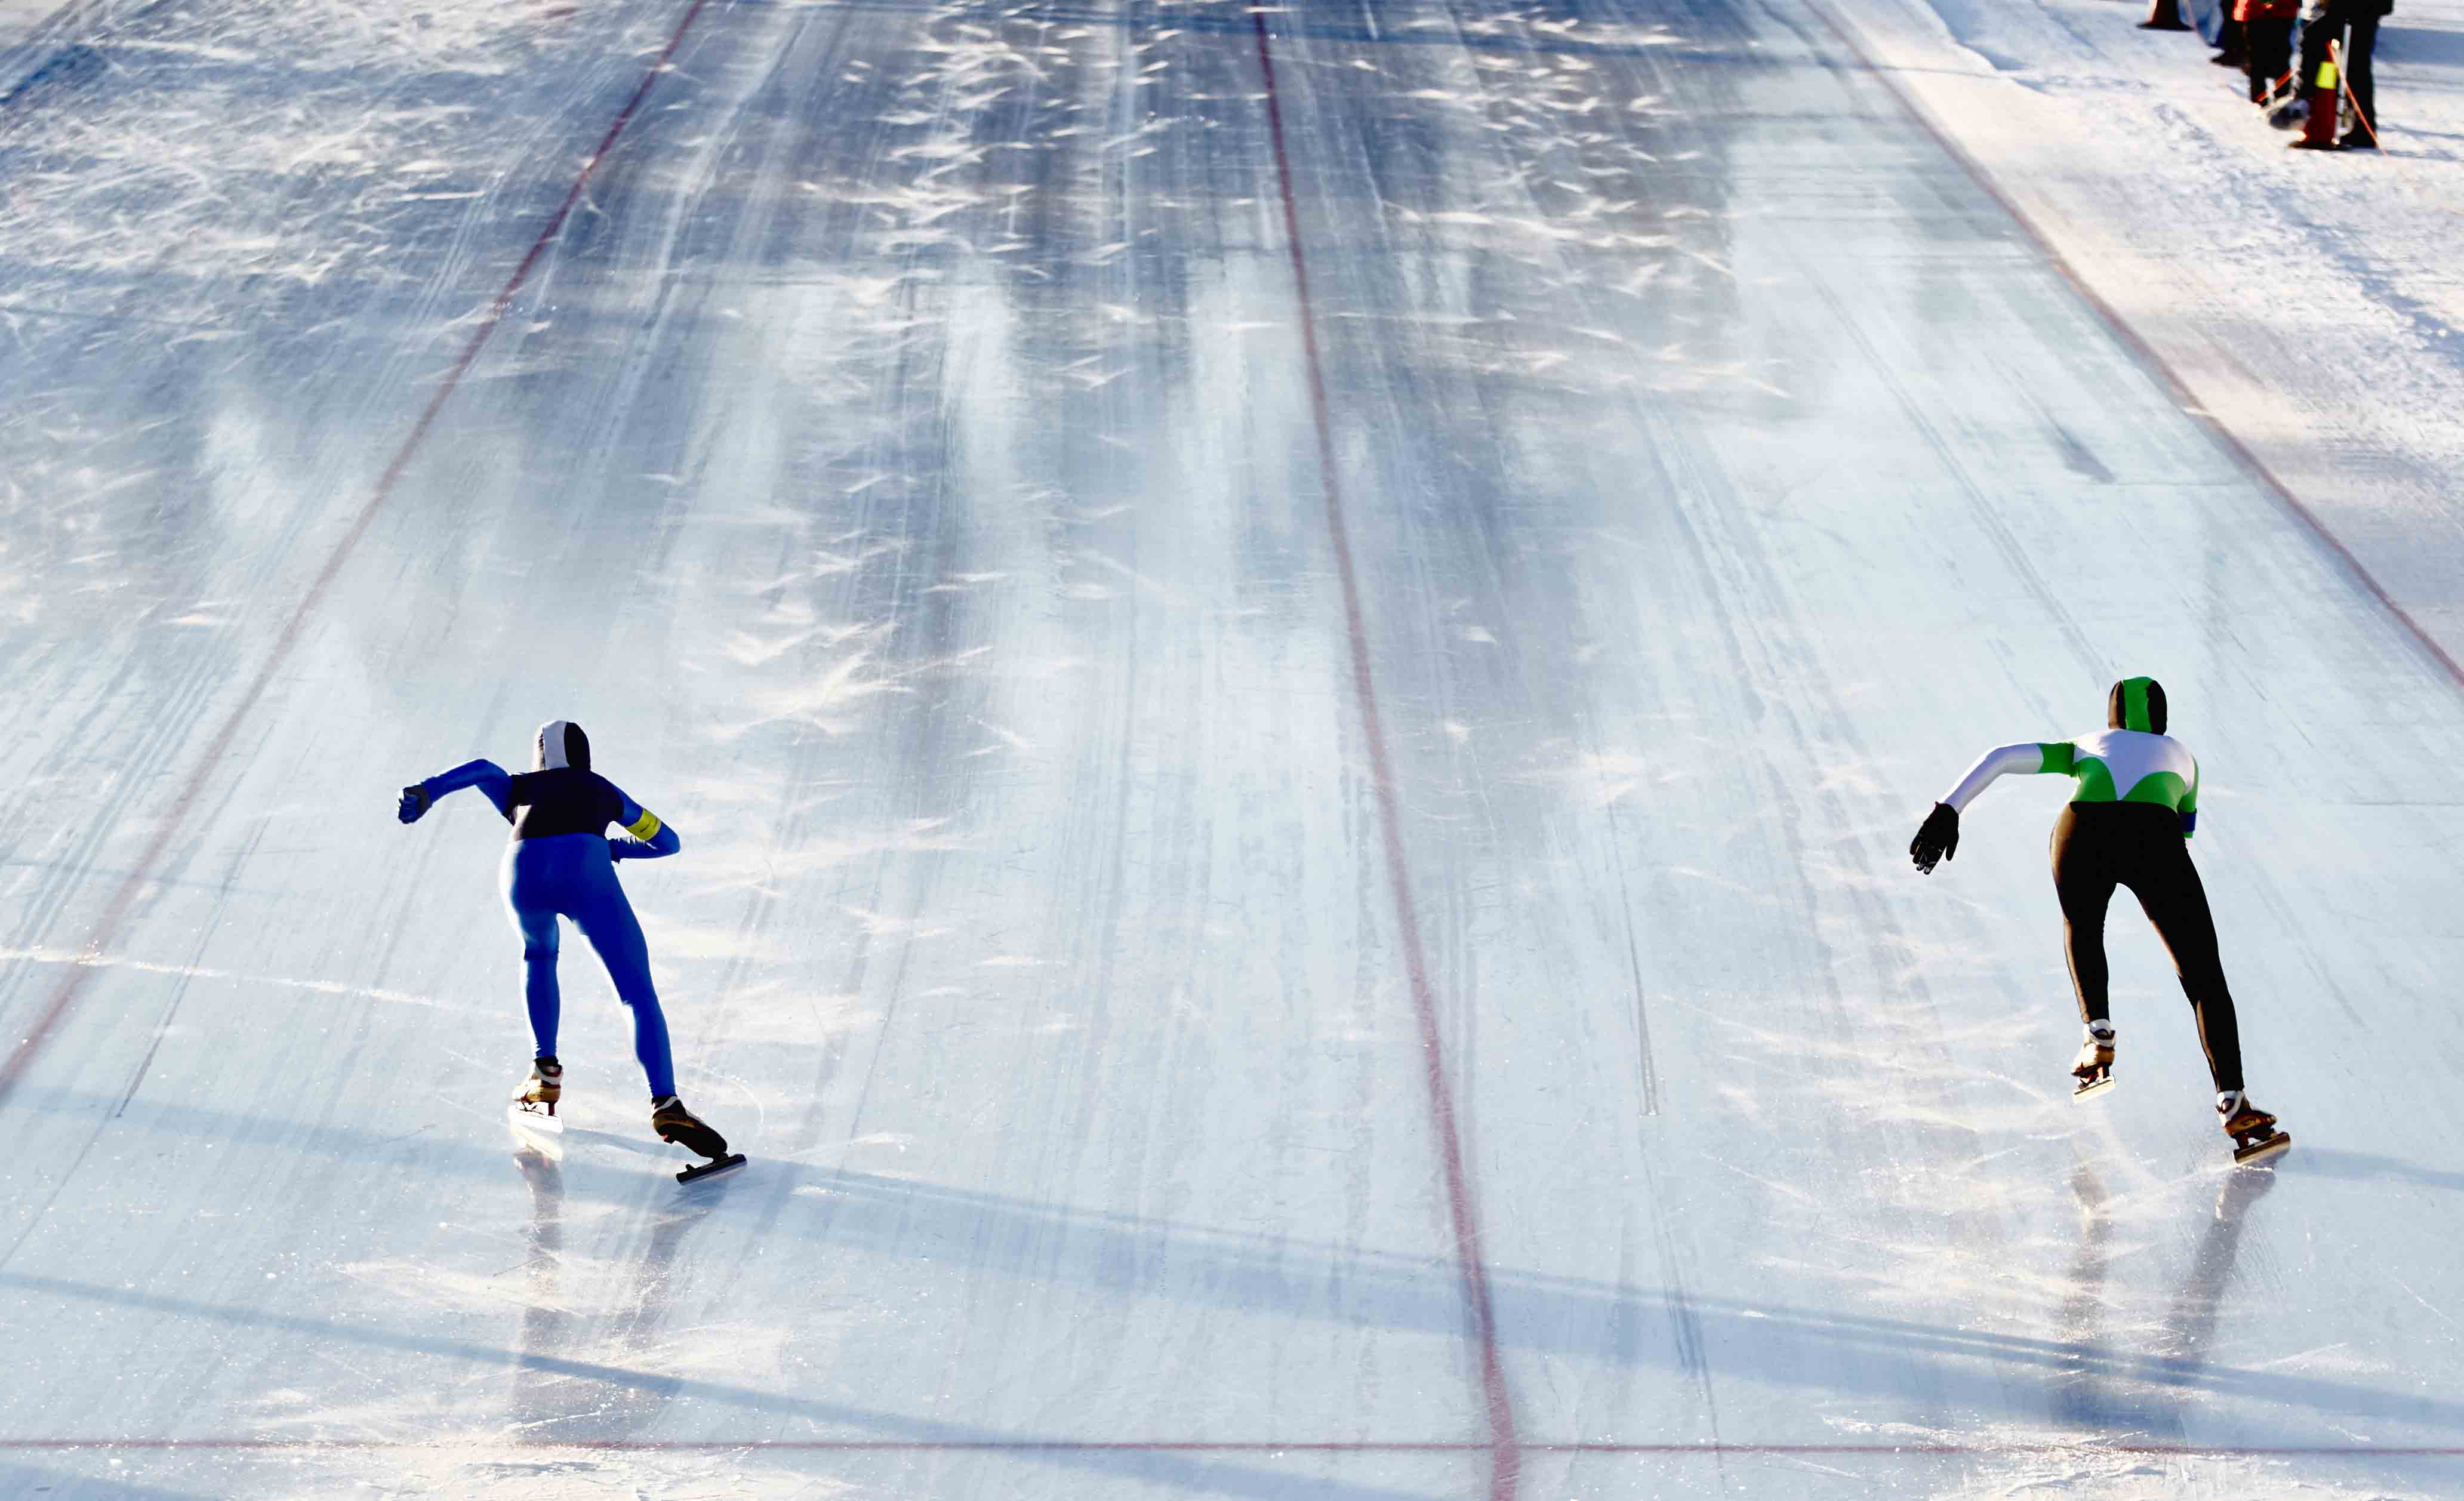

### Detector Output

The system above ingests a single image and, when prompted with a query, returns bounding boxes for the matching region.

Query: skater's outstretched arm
[1939,742,2068,810]
[606,790,681,861]
[2179,762,2199,840]
[397,759,513,824]
[1911,741,2066,874]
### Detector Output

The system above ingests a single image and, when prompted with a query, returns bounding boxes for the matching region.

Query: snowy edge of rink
[1813,0,2464,668]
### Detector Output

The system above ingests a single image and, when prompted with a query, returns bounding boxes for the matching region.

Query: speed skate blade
[507,1102,565,1158]
[677,1152,746,1185]
[2233,1131,2291,1166]
[2073,1074,2114,1100]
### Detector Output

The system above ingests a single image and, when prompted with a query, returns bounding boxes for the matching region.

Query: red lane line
[0,0,716,1109]
[3,1439,2460,1457]
[1801,0,2464,694]
[1244,13,1520,1500]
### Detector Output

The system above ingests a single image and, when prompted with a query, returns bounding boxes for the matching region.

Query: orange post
[2291,50,2340,149]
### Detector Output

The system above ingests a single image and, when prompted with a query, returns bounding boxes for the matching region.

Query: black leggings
[2050,802,2244,1092]
[2345,14,2380,136]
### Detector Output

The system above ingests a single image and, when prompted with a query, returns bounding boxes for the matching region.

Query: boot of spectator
[2212,16,2249,66]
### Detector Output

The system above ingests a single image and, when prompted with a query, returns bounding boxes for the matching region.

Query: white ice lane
[0,0,2459,1499]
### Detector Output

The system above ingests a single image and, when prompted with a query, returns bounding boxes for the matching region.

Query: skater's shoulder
[2073,726,2191,754]
[504,765,605,800]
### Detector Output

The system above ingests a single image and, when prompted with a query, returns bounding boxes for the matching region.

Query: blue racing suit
[411,759,683,1098]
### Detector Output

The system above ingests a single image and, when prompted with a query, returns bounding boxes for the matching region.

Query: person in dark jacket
[2212,10,2250,70]
[2291,0,2392,148]
[2337,0,2391,146]
[2239,0,2300,103]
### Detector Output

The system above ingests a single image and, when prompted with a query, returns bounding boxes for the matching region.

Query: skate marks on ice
[11,1133,2459,1431]
[1685,995,2451,1471]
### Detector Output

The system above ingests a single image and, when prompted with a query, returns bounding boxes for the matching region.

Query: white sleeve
[1939,743,2049,812]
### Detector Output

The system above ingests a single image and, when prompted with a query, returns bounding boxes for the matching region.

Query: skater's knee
[523,945,557,965]
[2179,967,2232,1005]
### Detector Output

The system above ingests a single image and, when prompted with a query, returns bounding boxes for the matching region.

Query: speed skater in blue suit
[397,719,732,1164]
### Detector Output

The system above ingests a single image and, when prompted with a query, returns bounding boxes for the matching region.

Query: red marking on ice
[1246,14,1521,1500]
[0,0,720,1111]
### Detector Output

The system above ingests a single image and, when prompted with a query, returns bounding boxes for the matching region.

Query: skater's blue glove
[398,783,433,824]
[1910,802,1958,874]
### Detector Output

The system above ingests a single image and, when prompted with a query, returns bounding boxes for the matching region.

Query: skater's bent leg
[627,998,676,1102]
[2050,806,2118,1027]
[2135,855,2247,1093]
[507,905,562,1059]
[574,879,677,1099]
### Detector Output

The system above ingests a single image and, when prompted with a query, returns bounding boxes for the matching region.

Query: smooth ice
[2,0,2461,1496]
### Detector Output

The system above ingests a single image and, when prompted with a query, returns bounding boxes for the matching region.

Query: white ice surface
[1,0,2462,1497]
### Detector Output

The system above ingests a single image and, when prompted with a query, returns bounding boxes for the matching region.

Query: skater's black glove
[1909,802,1958,874]
[397,782,432,824]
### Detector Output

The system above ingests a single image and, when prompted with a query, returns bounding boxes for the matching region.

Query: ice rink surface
[3,0,2462,1495]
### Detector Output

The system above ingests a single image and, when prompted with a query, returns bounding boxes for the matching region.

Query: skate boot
[652,1095,746,1183]
[516,1056,563,1116]
[2071,1022,2116,1098]
[2217,1089,2290,1165]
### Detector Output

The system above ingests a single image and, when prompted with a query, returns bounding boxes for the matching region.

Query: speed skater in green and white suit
[1907,677,2286,1160]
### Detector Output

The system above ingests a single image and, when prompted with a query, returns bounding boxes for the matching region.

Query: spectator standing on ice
[1907,679,2290,1164]
[2238,0,2300,103]
[396,719,735,1169]
[2212,6,2250,73]
[2291,0,2389,148]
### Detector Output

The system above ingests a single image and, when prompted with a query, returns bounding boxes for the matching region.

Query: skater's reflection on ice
[2049,1159,2278,1434]
[2162,1169,2278,1381]
[2050,1162,2117,1429]
[511,1147,570,1438]
[505,1149,727,1443]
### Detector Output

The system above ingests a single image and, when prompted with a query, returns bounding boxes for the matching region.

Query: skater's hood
[2106,677,2166,735]
[535,720,591,772]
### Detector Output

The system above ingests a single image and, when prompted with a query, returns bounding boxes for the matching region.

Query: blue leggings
[500,833,676,1099]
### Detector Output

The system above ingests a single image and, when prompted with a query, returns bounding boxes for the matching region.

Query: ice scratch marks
[683,819,970,900]
[0,0,623,311]
[1510,742,1653,810]
[192,1440,856,1499]
[727,640,993,738]
[0,945,486,1015]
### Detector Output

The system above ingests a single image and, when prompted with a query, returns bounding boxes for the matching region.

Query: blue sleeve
[425,759,513,819]
[608,784,681,859]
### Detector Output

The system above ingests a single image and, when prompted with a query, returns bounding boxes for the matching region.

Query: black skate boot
[2217,1089,2290,1165]
[652,1095,745,1183]
[2071,1022,2115,1098]
[516,1056,563,1116]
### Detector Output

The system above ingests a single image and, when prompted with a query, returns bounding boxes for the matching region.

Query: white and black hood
[535,720,592,772]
